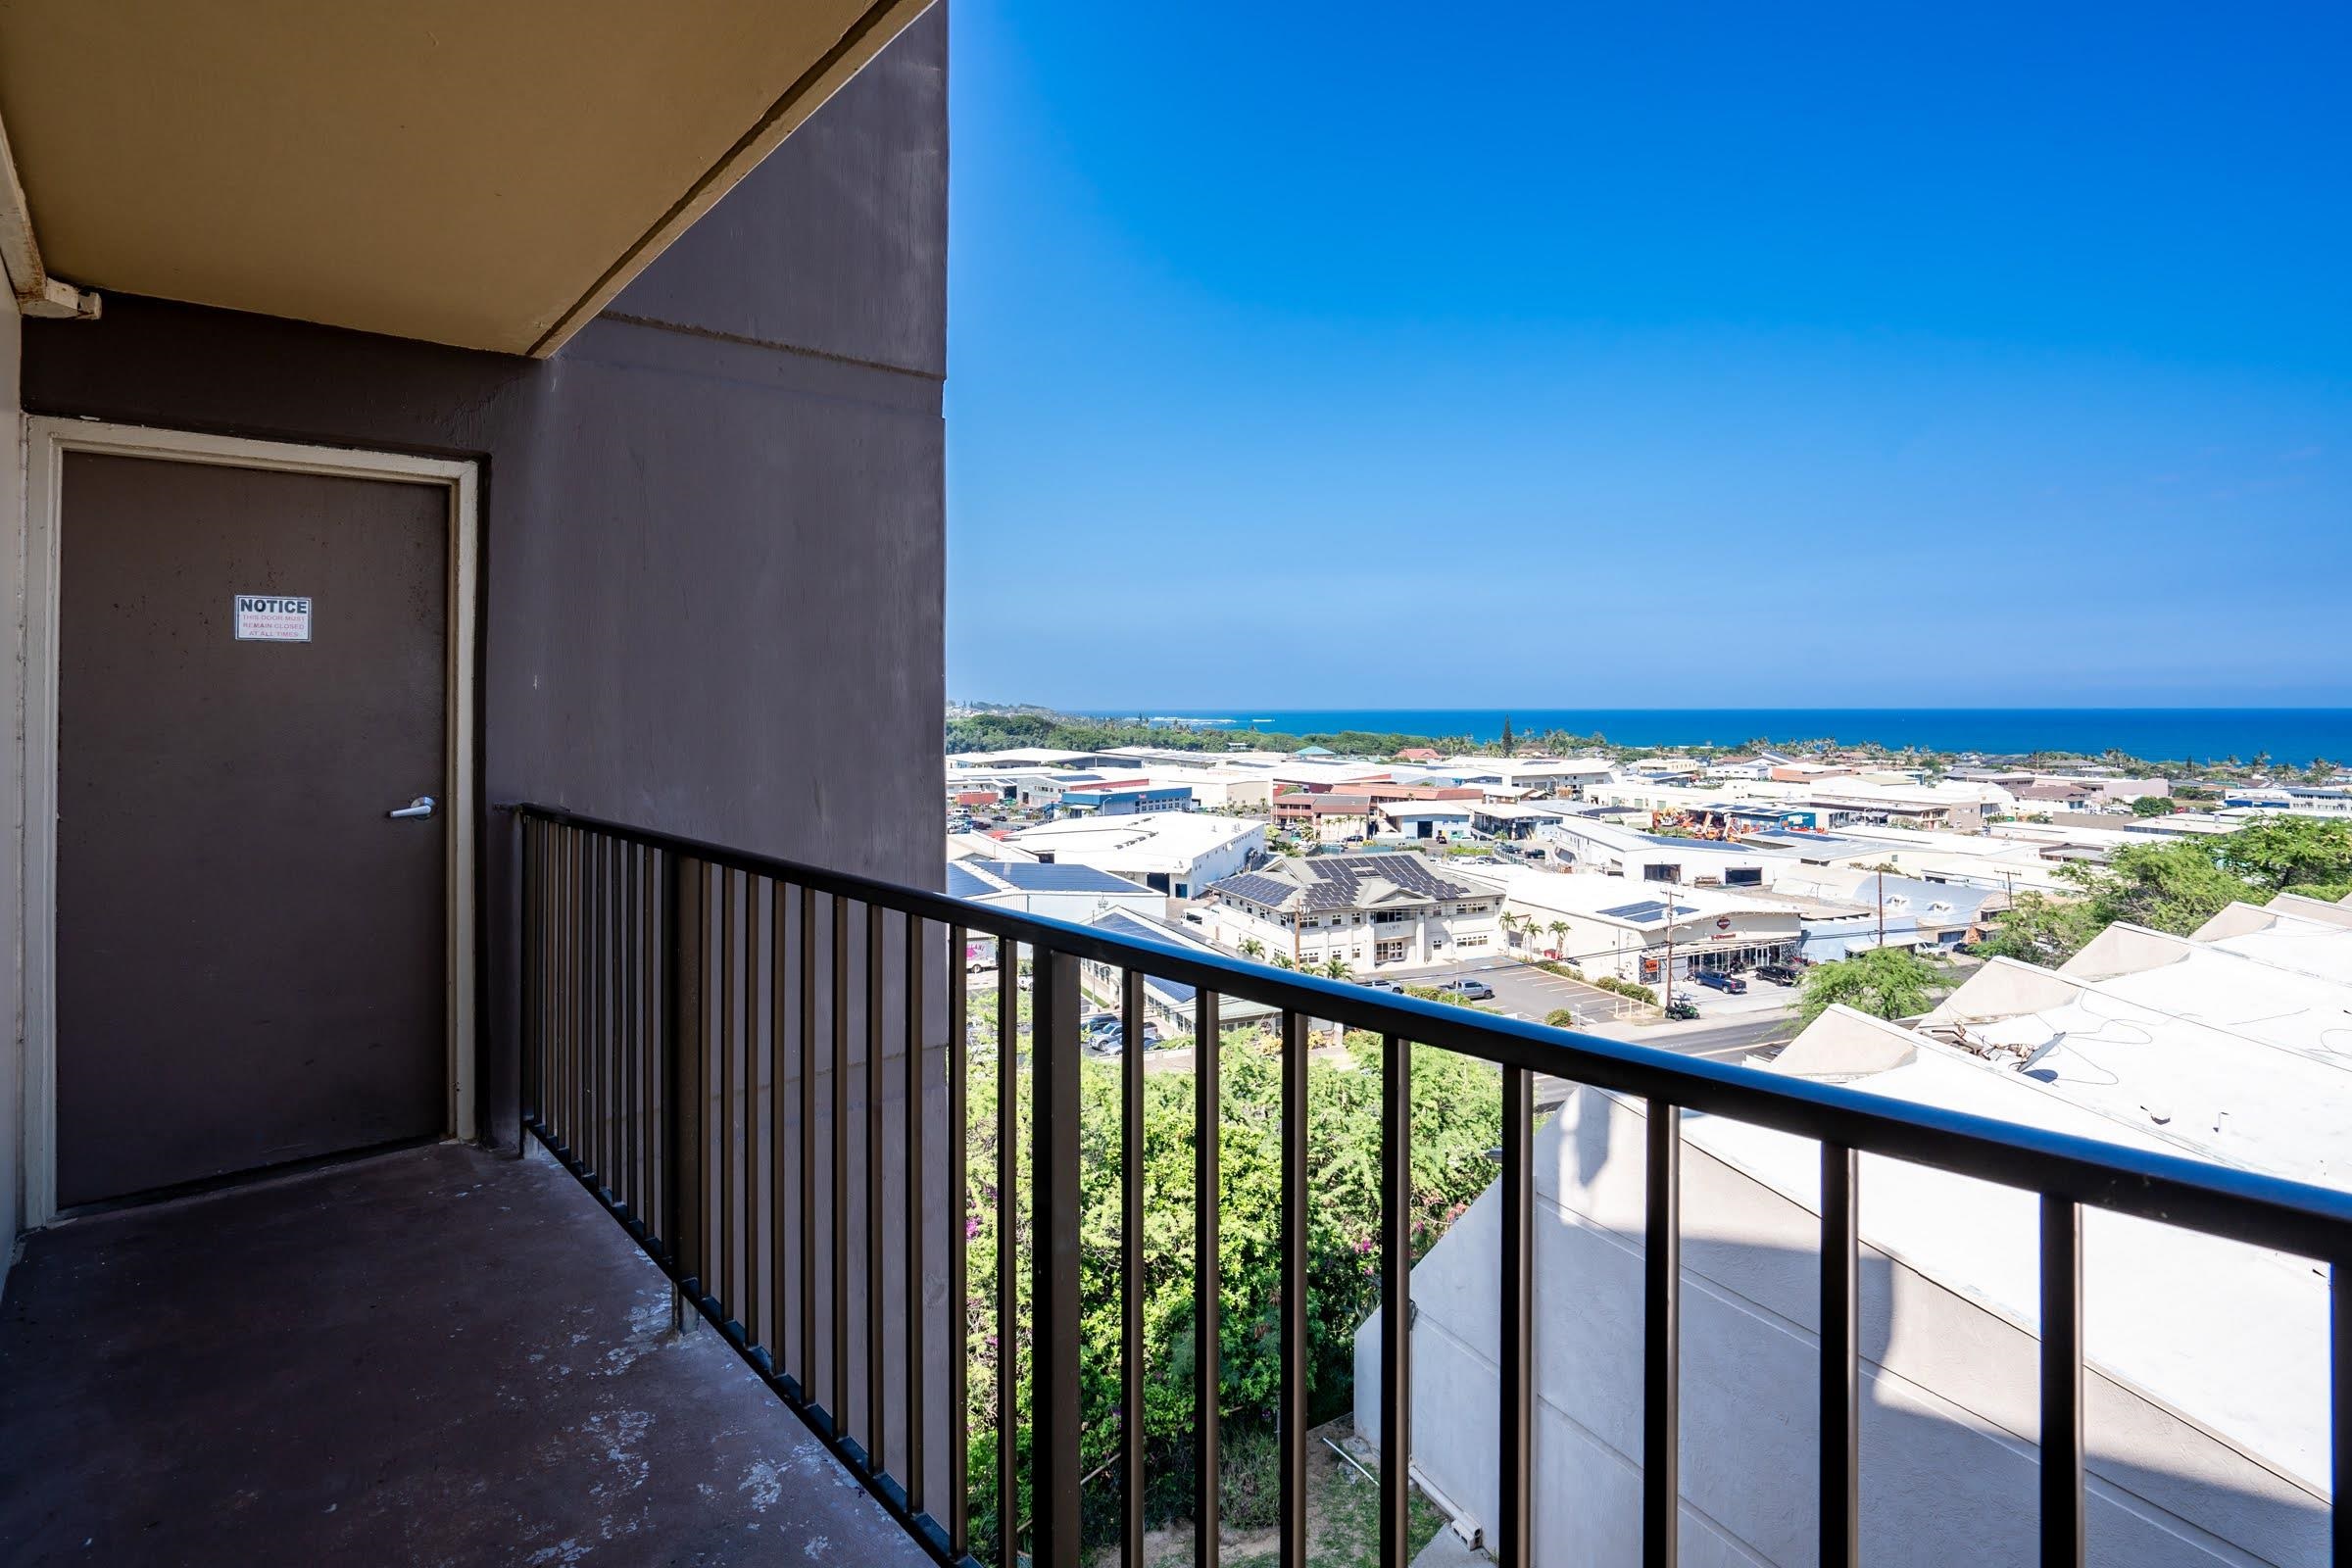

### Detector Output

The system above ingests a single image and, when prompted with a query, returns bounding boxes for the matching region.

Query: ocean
[1076,709,2352,765]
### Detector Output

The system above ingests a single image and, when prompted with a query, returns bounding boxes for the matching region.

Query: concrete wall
[16,7,948,1162]
[1354,1086,2325,1566]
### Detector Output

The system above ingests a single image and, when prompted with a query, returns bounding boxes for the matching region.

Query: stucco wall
[16,6,949,1160]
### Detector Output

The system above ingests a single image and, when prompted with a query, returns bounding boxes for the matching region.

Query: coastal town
[945,714,2350,1054]
[946,712,2352,1564]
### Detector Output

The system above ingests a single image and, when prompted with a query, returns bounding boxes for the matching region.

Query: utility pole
[1662,903,1676,1013]
[1877,867,1886,950]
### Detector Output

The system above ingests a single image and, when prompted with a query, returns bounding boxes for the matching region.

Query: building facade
[1208,854,1503,970]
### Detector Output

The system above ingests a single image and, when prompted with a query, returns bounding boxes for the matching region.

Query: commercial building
[1054,780,1196,816]
[988,810,1265,901]
[946,860,1164,924]
[2223,785,2352,818]
[1770,867,2008,959]
[1535,814,1788,889]
[1418,757,1618,798]
[1491,867,1803,982]
[1379,801,1479,841]
[1207,855,1503,970]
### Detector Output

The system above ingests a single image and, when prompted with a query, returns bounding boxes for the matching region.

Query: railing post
[1821,1143,1859,1568]
[1120,966,1148,1568]
[1278,1009,1309,1566]
[1196,989,1223,1564]
[521,816,540,1127]
[1644,1099,1681,1568]
[1498,1063,1533,1568]
[2333,1262,2349,1568]
[2040,1195,2083,1568]
[1379,1034,1412,1568]
[1030,947,1084,1568]
[948,922,971,1558]
[668,854,706,1331]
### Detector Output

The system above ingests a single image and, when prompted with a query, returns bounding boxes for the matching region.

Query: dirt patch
[1109,1420,1449,1568]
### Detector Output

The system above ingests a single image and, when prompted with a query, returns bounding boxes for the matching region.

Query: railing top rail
[514,803,2352,1261]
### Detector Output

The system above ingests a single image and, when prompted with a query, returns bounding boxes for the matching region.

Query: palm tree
[1321,956,1350,981]
[1498,911,1524,948]
[1546,919,1569,957]
[1238,936,1265,959]
[1273,953,1297,970]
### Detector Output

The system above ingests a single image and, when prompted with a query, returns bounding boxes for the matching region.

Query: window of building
[1376,939,1408,963]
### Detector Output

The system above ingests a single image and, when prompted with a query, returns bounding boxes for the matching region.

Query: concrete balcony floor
[0,1141,928,1568]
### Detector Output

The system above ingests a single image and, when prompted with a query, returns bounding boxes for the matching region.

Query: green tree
[1973,890,2103,966]
[2130,794,2176,817]
[961,1029,1505,1558]
[1320,956,1351,981]
[1500,713,1515,756]
[1796,946,1940,1025]
[2082,837,2255,935]
[2216,815,2352,899]
[1237,937,1264,959]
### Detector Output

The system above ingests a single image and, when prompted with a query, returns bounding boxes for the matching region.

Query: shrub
[961,1022,1504,1559]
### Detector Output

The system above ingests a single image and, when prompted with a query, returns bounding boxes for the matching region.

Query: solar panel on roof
[946,863,999,900]
[1596,899,1696,922]
[987,861,1146,894]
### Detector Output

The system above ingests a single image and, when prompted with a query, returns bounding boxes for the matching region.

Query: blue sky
[943,3,2350,710]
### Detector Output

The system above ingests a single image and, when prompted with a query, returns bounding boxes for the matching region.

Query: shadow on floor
[0,1140,929,1567]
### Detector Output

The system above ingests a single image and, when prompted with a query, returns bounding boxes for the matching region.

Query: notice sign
[233,594,313,643]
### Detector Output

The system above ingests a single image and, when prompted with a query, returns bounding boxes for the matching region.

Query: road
[1532,1014,1794,1110]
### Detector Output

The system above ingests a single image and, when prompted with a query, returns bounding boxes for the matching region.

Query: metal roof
[1210,853,1497,914]
[974,861,1148,895]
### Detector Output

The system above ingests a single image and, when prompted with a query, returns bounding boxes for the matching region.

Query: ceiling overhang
[0,0,935,356]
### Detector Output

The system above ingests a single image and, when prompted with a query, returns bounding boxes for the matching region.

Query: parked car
[1754,963,1800,986]
[1695,970,1748,995]
[1663,999,1702,1021]
[1355,977,1404,993]
[1084,1022,1162,1055]
[1436,977,1495,1001]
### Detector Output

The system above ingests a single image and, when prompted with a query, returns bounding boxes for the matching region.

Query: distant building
[2222,785,2352,818]
[990,810,1264,900]
[1535,815,1787,889]
[1055,780,1195,816]
[944,860,1162,924]
[1076,907,1279,1036]
[1207,854,1502,970]
[1491,867,1801,982]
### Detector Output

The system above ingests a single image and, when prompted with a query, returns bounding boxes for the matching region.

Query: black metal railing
[517,804,2352,1568]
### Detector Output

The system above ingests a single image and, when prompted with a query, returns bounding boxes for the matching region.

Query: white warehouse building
[1357,894,2352,1566]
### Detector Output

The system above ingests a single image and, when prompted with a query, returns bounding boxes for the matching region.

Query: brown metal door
[55,453,449,1207]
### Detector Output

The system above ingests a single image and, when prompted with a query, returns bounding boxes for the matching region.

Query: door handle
[388,796,437,820]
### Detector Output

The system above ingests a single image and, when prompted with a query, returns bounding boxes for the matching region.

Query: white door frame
[17,418,479,1226]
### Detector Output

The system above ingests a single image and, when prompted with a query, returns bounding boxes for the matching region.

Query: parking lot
[1386,955,1801,1034]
